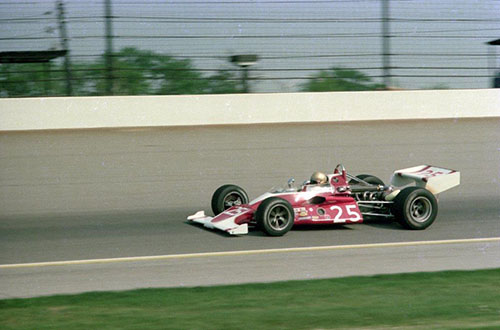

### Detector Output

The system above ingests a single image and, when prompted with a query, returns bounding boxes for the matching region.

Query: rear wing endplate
[390,165,460,194]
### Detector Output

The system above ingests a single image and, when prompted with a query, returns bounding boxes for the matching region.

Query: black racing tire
[211,184,249,215]
[391,187,438,230]
[256,197,294,236]
[349,174,385,186]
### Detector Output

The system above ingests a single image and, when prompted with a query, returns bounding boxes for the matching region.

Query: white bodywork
[390,165,460,194]
[187,210,249,235]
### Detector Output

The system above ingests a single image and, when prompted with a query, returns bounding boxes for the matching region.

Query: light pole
[57,0,73,96]
[486,39,500,88]
[230,55,258,93]
[105,0,114,95]
[381,0,391,89]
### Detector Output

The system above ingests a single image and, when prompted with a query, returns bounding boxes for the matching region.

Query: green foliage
[302,67,385,92]
[206,70,242,94]
[0,63,65,97]
[0,47,240,97]
[1,269,500,329]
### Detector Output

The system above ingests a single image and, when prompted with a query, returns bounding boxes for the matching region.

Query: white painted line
[1,237,499,269]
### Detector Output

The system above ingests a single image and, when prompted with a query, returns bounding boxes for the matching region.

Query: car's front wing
[187,210,249,235]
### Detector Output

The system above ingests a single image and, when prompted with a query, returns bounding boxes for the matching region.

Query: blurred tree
[80,47,155,95]
[155,56,209,95]
[301,67,384,92]
[93,47,240,95]
[0,63,63,97]
[0,47,239,97]
[206,70,242,94]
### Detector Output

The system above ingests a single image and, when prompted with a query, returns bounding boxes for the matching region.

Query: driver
[310,171,328,185]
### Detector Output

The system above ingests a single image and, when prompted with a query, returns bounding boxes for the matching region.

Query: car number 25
[329,204,361,223]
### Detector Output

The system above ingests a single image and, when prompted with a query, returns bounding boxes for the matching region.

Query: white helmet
[310,171,328,184]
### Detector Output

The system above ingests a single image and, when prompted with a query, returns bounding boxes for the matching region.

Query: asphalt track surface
[1,118,499,298]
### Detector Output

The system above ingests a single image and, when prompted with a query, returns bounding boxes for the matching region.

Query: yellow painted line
[1,237,500,269]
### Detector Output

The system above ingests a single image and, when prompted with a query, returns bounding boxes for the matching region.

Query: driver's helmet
[310,171,328,184]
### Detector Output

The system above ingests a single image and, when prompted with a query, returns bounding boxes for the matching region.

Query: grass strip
[1,268,500,329]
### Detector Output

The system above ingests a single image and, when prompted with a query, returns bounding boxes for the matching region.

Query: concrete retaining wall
[1,89,499,131]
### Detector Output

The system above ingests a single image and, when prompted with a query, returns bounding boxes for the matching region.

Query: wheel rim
[410,196,432,223]
[268,205,292,231]
[223,193,244,209]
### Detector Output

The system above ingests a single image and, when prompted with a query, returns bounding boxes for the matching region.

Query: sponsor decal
[294,207,308,217]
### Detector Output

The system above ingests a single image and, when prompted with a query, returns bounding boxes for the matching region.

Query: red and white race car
[188,164,460,236]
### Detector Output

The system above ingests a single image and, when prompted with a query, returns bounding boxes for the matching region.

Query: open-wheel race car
[187,164,460,236]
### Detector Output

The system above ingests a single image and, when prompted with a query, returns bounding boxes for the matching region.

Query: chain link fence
[1,0,499,97]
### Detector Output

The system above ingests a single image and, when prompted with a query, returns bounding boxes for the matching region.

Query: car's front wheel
[256,197,294,236]
[211,184,249,215]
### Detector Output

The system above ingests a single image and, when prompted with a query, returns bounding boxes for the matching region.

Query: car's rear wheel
[392,187,438,230]
[256,197,294,236]
[211,184,249,215]
[349,174,384,186]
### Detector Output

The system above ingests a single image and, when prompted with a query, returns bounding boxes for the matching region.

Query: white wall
[1,89,499,131]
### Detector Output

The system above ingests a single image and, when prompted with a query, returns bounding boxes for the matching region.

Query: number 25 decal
[329,205,361,222]
[422,169,444,177]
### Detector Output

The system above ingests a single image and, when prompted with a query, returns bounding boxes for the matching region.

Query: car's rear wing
[390,165,460,194]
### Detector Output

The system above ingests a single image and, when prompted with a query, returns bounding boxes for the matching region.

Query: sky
[1,0,499,92]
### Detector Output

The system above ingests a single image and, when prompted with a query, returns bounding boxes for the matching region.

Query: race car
[187,164,460,236]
